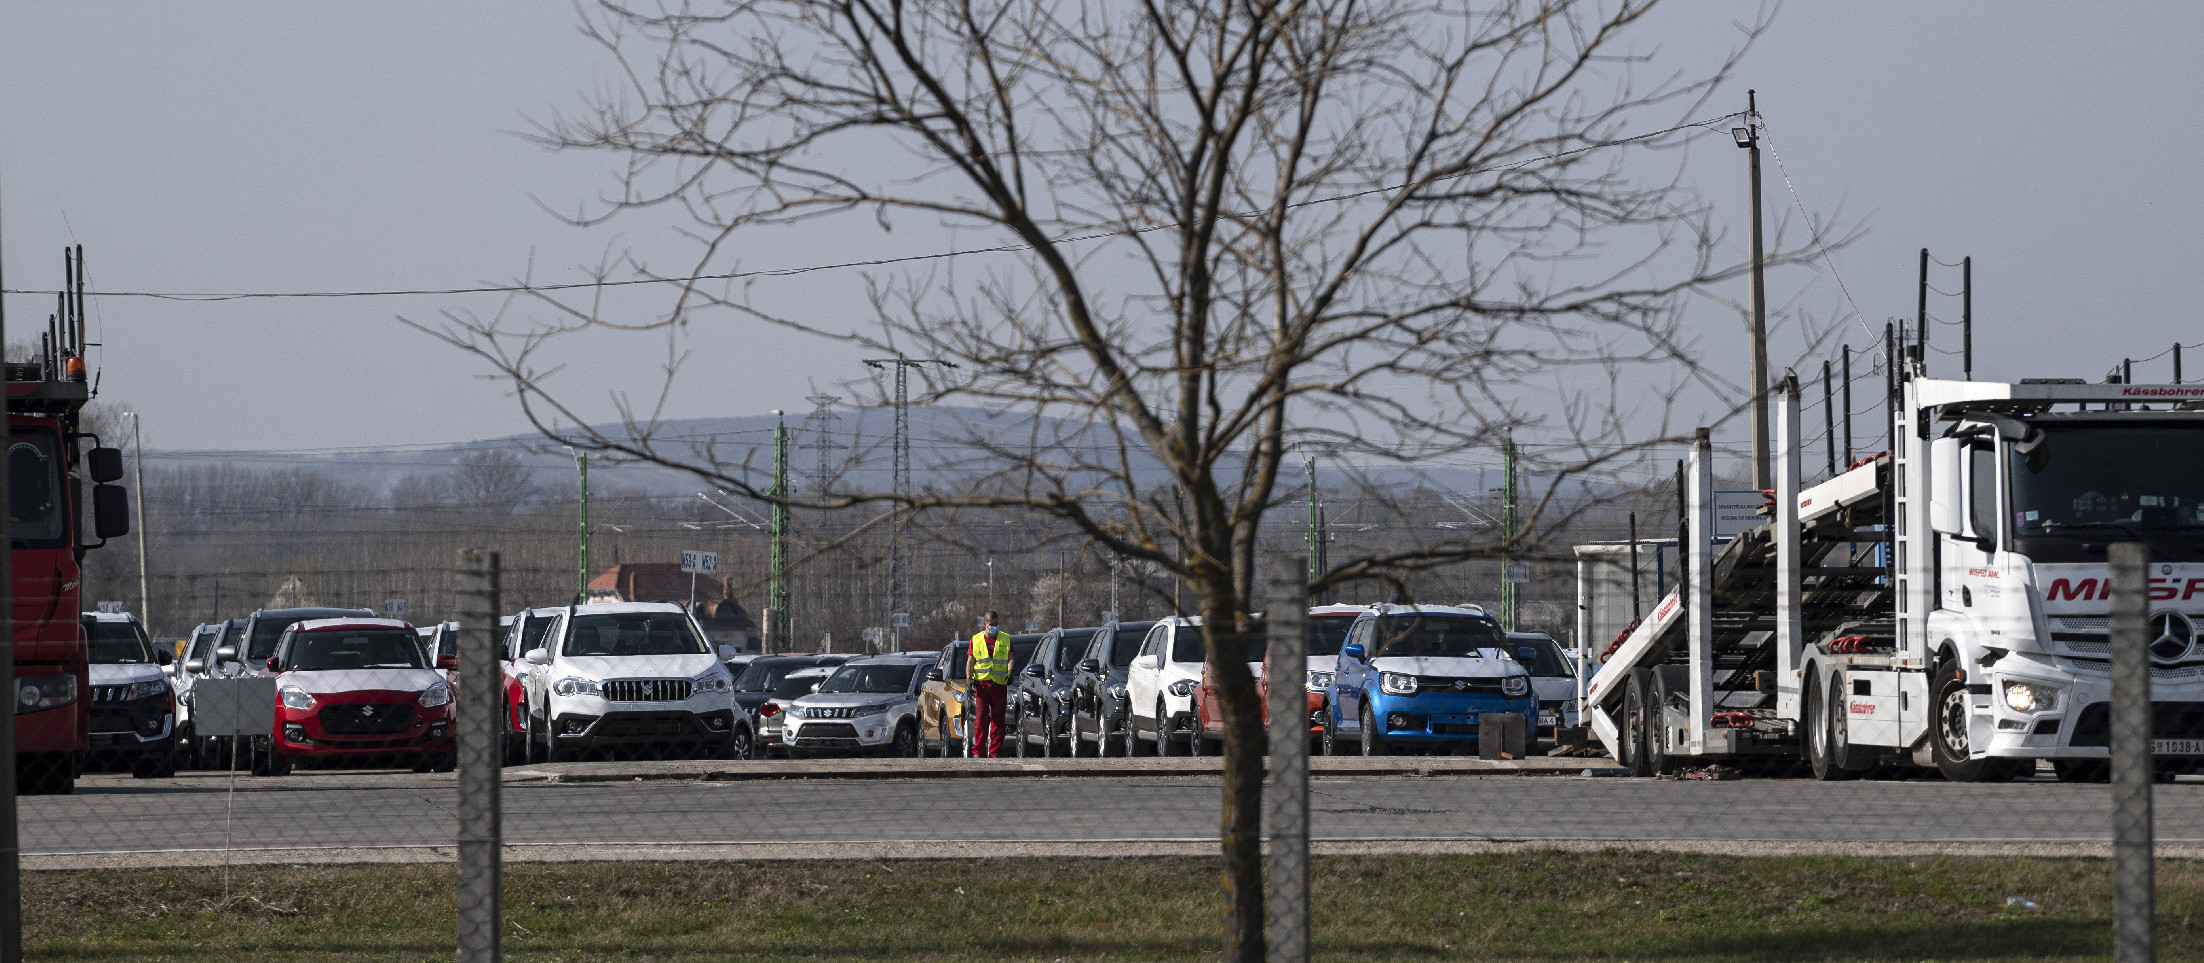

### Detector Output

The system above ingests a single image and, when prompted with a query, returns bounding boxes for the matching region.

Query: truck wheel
[1647,670,1680,775]
[1806,672,1861,781]
[1361,704,1390,757]
[1931,660,2020,782]
[1620,670,1652,777]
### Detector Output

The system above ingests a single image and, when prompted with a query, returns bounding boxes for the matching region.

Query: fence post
[2108,542,2155,963]
[1264,554,1308,962]
[456,549,503,963]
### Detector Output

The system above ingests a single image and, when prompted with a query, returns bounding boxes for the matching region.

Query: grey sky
[3,3,2198,459]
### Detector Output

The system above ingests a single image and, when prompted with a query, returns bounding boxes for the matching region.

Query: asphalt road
[22,766,2204,865]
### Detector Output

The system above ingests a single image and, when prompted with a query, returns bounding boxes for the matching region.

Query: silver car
[784,655,931,757]
[1504,631,1580,735]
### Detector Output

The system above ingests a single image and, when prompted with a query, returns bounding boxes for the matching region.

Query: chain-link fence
[7,549,2193,961]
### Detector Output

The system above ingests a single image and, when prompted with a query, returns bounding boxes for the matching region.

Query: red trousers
[971,680,1007,758]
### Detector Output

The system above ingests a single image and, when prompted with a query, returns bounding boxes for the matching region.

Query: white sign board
[95,600,126,614]
[1024,620,1041,632]
[1714,490,1770,539]
[192,676,278,738]
[1503,568,1531,585]
[1100,610,1118,624]
[861,627,881,644]
[384,598,408,615]
[891,612,910,628]
[680,550,720,575]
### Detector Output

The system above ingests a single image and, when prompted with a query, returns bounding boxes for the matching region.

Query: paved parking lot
[21,762,2204,867]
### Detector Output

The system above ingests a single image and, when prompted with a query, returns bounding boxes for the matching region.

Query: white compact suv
[1126,617,1211,754]
[520,602,739,762]
[783,654,931,756]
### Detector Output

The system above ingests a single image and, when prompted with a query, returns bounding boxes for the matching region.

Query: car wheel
[1360,704,1389,757]
[894,721,920,758]
[1158,702,1181,756]
[268,745,294,777]
[1040,708,1055,758]
[249,737,274,776]
[729,724,754,761]
[1930,659,2021,782]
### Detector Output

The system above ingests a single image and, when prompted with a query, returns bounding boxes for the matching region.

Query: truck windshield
[2009,425,2204,536]
[562,612,709,657]
[285,629,427,670]
[85,618,155,664]
[9,427,65,547]
[1369,615,1506,659]
[819,663,918,694]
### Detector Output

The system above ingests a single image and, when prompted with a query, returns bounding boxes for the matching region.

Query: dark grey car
[730,654,853,758]
[1069,620,1153,756]
[1009,626,1097,757]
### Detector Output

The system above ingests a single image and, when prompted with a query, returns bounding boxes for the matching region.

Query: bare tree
[413,1,1840,955]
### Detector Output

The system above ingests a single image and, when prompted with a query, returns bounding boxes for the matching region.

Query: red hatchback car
[252,617,457,775]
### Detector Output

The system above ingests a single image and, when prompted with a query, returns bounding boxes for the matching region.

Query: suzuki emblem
[361,705,375,716]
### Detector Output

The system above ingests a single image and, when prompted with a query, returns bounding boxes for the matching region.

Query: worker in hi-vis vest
[968,611,1013,758]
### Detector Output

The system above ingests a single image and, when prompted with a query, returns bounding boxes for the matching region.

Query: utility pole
[126,410,149,628]
[1962,256,1973,381]
[1917,248,1930,374]
[1820,361,1835,478]
[565,448,589,604]
[770,410,791,650]
[800,394,842,492]
[1499,433,1520,631]
[0,128,19,963]
[1305,454,1320,604]
[863,357,955,649]
[1736,91,1770,490]
[1841,346,1854,466]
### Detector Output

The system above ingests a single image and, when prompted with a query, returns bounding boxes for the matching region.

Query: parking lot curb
[502,756,1623,783]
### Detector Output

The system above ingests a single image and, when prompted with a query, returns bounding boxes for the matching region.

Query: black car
[227,607,378,674]
[1068,620,1153,756]
[730,654,854,758]
[1009,626,1098,757]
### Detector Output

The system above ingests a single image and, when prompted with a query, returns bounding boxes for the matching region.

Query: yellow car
[917,635,1041,756]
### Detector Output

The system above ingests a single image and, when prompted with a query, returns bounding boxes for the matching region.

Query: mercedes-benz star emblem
[2150,611,2194,661]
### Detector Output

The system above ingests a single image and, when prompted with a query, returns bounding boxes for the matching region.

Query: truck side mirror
[92,484,130,540]
[87,447,125,484]
[1928,437,1963,536]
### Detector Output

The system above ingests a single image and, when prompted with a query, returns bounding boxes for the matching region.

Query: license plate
[1537,711,1556,727]
[2153,738,2204,756]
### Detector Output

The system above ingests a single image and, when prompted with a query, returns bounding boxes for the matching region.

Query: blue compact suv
[1324,604,1535,755]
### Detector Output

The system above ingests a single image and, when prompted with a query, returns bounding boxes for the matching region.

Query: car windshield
[1107,626,1148,667]
[285,629,426,670]
[1308,617,1354,657]
[734,660,813,692]
[1055,632,1094,672]
[1171,626,1267,664]
[819,663,918,694]
[85,618,155,665]
[2009,425,2204,536]
[9,427,65,547]
[774,671,829,699]
[1507,637,1572,676]
[220,621,246,651]
[1368,614,1505,659]
[562,612,709,657]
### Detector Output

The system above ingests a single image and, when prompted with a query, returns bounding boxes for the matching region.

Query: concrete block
[1479,712,1527,759]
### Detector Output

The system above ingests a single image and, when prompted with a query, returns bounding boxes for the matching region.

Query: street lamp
[563,446,589,604]
[1735,89,1770,491]
[121,410,149,626]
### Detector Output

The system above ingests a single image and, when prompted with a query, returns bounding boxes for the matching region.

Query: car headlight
[122,679,168,702]
[553,677,603,697]
[1166,680,1196,697]
[419,682,451,708]
[15,674,77,713]
[280,685,316,711]
[1306,670,1334,691]
[693,672,732,694]
[854,705,889,719]
[1502,675,1530,698]
[1379,672,1419,696]
[2003,680,2058,713]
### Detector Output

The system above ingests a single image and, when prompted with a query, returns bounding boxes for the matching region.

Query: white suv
[519,602,739,762]
[1126,617,1209,755]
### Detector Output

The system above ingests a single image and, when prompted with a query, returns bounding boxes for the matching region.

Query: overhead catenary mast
[862,357,955,650]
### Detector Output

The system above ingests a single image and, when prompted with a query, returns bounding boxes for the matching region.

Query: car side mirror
[1078,659,1101,674]
[92,484,130,540]
[155,648,173,667]
[1341,643,1364,662]
[925,666,944,682]
[809,683,821,694]
[265,657,280,672]
[184,658,205,674]
[524,648,551,665]
[215,645,237,663]
[88,447,125,484]
[718,644,738,661]
[437,654,460,671]
[1024,664,1044,677]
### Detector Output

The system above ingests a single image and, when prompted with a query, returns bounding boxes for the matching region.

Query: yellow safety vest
[969,629,1012,684]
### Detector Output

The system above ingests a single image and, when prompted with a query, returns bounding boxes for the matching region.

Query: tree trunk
[1200,587,1267,962]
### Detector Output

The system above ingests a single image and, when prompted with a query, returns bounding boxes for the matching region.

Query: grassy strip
[24,851,2204,961]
